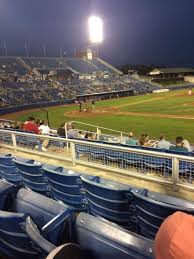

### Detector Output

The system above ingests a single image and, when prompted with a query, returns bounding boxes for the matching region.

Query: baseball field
[3,88,194,143]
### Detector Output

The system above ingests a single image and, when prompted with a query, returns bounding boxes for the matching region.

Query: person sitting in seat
[125,132,138,146]
[182,139,192,152]
[156,135,172,150]
[23,116,40,134]
[139,134,151,147]
[57,123,66,137]
[169,136,188,152]
[155,211,194,259]
[39,120,51,135]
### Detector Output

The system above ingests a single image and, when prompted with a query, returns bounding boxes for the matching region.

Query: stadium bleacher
[0,56,160,110]
[0,152,193,257]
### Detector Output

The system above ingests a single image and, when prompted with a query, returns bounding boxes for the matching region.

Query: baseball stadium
[0,1,194,258]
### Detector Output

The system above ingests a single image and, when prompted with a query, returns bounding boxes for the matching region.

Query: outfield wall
[0,100,74,116]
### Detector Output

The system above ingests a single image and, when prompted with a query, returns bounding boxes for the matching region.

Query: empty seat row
[0,181,74,258]
[0,180,154,259]
[75,144,194,182]
[132,189,194,239]
[0,154,88,211]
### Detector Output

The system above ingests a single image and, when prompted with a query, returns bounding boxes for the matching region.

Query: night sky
[0,0,194,66]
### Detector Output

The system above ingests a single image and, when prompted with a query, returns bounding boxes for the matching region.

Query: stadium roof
[150,67,194,75]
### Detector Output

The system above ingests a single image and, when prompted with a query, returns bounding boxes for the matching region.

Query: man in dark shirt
[57,123,66,137]
[23,117,39,134]
[169,136,188,152]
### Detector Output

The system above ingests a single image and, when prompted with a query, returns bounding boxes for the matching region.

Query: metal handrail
[0,128,193,161]
[0,129,194,192]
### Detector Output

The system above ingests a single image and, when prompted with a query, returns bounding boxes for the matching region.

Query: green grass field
[10,88,194,143]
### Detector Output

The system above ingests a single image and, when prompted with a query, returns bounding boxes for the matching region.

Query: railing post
[11,132,17,152]
[172,157,179,191]
[96,127,99,141]
[70,141,76,166]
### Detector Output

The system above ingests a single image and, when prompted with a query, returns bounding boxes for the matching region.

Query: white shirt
[39,125,50,135]
[156,139,172,150]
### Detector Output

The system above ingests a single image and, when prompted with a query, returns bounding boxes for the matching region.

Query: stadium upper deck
[0,56,122,76]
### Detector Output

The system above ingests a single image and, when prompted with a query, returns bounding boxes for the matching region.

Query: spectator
[13,121,20,130]
[182,139,192,152]
[169,136,188,152]
[125,132,138,146]
[39,120,50,135]
[57,123,66,137]
[155,211,194,259]
[156,135,172,150]
[67,124,77,139]
[23,116,39,134]
[139,134,151,147]
[77,131,85,139]
[85,132,96,140]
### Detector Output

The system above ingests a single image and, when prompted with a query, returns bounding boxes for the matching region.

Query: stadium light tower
[88,16,103,44]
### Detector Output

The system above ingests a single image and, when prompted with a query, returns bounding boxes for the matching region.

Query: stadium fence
[0,129,193,192]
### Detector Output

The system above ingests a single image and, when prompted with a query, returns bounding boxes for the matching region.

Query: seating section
[26,212,154,259]
[0,154,22,185]
[14,157,50,196]
[74,213,154,259]
[0,186,74,258]
[0,153,193,257]
[81,175,140,228]
[132,189,194,239]
[0,180,16,209]
[42,165,88,210]
[75,143,194,183]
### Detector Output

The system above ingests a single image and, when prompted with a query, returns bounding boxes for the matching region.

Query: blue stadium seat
[14,157,50,196]
[74,213,154,259]
[42,165,88,210]
[0,211,41,258]
[81,175,139,228]
[75,144,90,159]
[0,188,74,258]
[12,188,74,245]
[132,189,194,239]
[26,217,82,259]
[25,216,56,255]
[0,180,16,209]
[0,154,22,185]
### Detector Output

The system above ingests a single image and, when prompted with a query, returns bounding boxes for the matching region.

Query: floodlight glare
[88,16,103,44]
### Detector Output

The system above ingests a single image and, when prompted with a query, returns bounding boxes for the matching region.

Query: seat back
[0,180,17,210]
[0,154,22,185]
[132,189,194,239]
[14,188,74,245]
[43,165,87,211]
[14,158,50,195]
[25,216,56,255]
[75,213,154,259]
[0,211,40,258]
[0,154,15,166]
[81,175,138,228]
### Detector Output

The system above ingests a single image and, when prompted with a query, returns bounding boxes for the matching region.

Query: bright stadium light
[88,16,103,44]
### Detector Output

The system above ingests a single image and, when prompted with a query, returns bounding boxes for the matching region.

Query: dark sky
[0,0,194,66]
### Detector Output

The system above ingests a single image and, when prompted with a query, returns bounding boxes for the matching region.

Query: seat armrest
[25,216,56,254]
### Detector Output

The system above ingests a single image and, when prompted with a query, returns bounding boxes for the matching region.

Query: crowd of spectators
[0,80,67,108]
[124,133,192,152]
[0,118,192,153]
